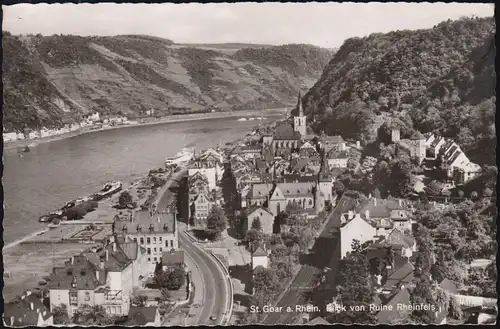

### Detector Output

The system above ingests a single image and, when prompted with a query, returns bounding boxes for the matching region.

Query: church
[261,92,307,155]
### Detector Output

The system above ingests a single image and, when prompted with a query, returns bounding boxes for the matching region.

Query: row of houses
[3,113,131,142]
[390,126,481,185]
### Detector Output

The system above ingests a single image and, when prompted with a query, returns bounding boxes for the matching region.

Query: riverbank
[4,108,286,152]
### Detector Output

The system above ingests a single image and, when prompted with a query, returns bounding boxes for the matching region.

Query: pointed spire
[297,90,304,117]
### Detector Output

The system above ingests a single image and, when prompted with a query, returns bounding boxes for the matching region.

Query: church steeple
[297,90,304,117]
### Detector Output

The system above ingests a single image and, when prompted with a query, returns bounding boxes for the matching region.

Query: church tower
[293,91,307,137]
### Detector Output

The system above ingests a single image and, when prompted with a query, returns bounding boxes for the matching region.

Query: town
[4,92,496,326]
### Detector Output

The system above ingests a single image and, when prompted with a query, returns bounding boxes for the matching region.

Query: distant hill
[2,32,335,132]
[298,16,495,165]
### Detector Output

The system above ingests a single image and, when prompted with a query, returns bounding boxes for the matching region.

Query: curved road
[156,168,230,325]
[179,232,229,325]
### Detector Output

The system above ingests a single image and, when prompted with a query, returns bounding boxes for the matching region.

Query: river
[3,115,280,245]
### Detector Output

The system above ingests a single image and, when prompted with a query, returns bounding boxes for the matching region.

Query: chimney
[105,250,109,262]
[365,210,370,220]
[30,302,34,310]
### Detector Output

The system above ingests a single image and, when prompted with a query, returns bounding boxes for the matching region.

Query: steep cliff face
[299,17,495,165]
[2,33,334,132]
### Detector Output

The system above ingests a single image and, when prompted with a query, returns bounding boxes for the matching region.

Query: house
[247,206,275,235]
[115,208,178,270]
[299,141,318,157]
[452,162,481,185]
[326,150,349,169]
[320,134,346,154]
[3,291,53,327]
[125,306,162,326]
[426,135,446,158]
[385,229,417,259]
[354,197,411,237]
[381,262,415,294]
[240,185,252,208]
[161,249,185,271]
[48,246,133,317]
[189,192,216,228]
[305,316,330,325]
[188,167,218,191]
[398,138,427,165]
[251,246,269,270]
[188,148,224,189]
[112,235,148,289]
[188,171,211,196]
[317,168,334,203]
[339,212,377,259]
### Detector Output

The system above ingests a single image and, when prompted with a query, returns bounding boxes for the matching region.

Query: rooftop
[125,307,158,326]
[273,122,301,140]
[120,210,176,234]
[162,249,185,265]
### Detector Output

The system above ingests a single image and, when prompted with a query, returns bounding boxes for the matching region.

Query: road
[261,195,356,325]
[179,233,229,325]
[156,167,229,326]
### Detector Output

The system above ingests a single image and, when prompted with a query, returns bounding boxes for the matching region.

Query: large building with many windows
[114,207,178,271]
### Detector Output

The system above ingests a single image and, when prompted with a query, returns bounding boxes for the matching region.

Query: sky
[3,2,495,48]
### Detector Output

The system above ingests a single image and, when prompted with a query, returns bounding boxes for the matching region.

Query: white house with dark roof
[339,212,377,259]
[326,150,349,169]
[115,209,178,270]
[385,229,417,259]
[251,246,269,270]
[189,191,216,228]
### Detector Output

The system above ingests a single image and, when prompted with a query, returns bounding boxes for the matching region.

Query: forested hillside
[2,32,334,132]
[299,16,495,165]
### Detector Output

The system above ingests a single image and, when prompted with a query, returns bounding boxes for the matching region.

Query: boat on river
[165,147,194,167]
[39,210,64,223]
[91,181,123,201]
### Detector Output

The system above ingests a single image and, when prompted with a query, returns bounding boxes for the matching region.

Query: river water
[3,116,279,245]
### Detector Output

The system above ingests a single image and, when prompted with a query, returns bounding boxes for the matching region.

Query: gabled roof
[49,254,105,290]
[386,229,415,249]
[277,182,314,197]
[248,183,273,199]
[253,246,268,257]
[327,150,348,159]
[3,299,49,327]
[273,122,301,140]
[306,317,330,325]
[248,206,274,218]
[123,210,176,234]
[355,198,406,219]
[322,135,345,144]
[439,278,458,295]
[383,262,415,290]
[126,307,158,325]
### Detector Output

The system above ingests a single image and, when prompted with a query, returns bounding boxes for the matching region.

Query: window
[309,199,313,206]
[165,240,168,247]
[117,306,122,315]
[133,238,137,242]
[84,291,90,301]
[147,248,151,255]
[160,248,163,252]
[154,248,157,252]
[153,237,156,243]
[140,238,144,244]
[170,240,174,247]
[147,237,151,244]
[159,237,162,242]
[148,257,151,262]
[154,257,157,262]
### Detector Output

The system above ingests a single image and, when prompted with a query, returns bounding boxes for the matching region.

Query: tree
[425,180,443,197]
[118,191,133,208]
[245,228,263,253]
[327,240,377,324]
[206,206,227,240]
[52,304,71,325]
[131,295,148,307]
[251,217,262,231]
[155,266,186,290]
[457,190,465,198]
[334,180,345,196]
[483,187,493,197]
[448,296,463,320]
[470,191,478,199]
[72,305,116,325]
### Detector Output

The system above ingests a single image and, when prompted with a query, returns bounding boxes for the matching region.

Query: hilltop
[2,33,334,132]
[299,16,495,165]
